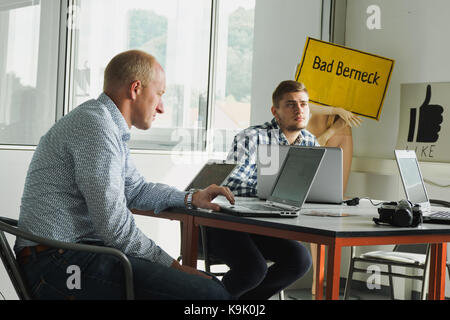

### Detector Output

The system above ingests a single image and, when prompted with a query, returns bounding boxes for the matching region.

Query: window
[0,0,256,152]
[212,0,255,153]
[0,0,61,146]
[69,0,213,151]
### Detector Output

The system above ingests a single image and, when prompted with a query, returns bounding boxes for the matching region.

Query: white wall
[250,0,323,125]
[347,0,450,159]
[344,0,450,297]
[0,150,34,298]
[344,0,450,203]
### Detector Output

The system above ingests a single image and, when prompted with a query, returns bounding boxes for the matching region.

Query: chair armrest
[0,217,18,227]
[0,218,134,300]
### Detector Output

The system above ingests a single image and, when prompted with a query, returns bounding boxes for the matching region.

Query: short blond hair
[103,50,157,91]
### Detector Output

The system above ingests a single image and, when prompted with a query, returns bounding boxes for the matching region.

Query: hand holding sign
[335,108,362,127]
[416,85,444,143]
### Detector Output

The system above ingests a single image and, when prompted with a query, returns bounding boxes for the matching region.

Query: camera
[373,199,423,227]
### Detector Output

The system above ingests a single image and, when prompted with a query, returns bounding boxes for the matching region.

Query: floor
[271,287,391,300]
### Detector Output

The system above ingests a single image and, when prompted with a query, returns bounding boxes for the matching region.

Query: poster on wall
[295,37,395,120]
[396,82,449,162]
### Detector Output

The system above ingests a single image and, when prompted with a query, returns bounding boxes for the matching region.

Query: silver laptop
[394,150,450,223]
[185,160,237,191]
[257,145,343,204]
[219,147,326,218]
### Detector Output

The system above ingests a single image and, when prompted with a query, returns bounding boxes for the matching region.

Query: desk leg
[315,244,326,300]
[428,243,447,300]
[181,215,199,268]
[326,242,341,300]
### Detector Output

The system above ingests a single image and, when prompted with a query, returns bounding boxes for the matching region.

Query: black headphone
[373,199,423,227]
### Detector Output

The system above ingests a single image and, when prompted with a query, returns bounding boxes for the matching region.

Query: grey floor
[271,287,391,300]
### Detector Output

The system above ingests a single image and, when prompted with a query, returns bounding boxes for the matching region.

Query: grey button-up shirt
[15,93,186,267]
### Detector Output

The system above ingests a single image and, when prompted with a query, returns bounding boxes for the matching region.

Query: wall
[344,0,450,297]
[250,0,323,125]
[346,0,450,159]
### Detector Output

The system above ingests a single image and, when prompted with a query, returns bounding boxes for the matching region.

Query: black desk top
[172,198,450,238]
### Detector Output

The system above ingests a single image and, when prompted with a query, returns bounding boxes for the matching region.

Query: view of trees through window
[69,0,254,152]
[226,6,254,104]
[127,9,168,70]
[213,0,255,152]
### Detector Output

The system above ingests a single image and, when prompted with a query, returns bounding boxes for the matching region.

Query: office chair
[0,217,134,300]
[344,199,450,300]
[178,223,285,300]
[430,199,450,298]
[344,243,433,300]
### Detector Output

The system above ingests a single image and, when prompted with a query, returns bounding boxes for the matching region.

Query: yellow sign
[295,37,395,120]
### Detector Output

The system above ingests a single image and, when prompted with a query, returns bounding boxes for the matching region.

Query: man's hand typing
[191,185,235,212]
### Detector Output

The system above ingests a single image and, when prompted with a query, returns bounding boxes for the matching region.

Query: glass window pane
[212,0,255,153]
[0,0,60,145]
[70,0,212,151]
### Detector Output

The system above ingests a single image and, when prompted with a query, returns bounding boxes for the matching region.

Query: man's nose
[156,101,164,114]
[293,102,303,113]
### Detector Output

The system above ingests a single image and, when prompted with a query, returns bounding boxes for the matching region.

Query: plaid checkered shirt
[224,118,319,196]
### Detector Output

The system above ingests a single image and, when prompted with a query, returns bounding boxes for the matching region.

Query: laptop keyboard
[429,211,450,219]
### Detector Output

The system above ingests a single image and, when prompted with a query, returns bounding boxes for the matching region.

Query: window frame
[64,0,218,153]
[0,0,68,150]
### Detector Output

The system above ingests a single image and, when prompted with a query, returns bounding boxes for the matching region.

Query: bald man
[15,50,233,300]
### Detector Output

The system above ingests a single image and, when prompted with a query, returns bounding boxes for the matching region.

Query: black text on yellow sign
[312,56,381,85]
[295,38,395,120]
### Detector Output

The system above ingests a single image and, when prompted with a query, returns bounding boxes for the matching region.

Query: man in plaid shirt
[224,115,319,197]
[206,80,320,300]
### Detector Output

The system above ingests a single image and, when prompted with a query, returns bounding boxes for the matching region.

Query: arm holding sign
[307,102,362,195]
[309,103,362,129]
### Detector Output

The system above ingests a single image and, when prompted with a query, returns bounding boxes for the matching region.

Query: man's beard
[278,118,306,132]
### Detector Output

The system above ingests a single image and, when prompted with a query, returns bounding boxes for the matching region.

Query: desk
[134,199,450,300]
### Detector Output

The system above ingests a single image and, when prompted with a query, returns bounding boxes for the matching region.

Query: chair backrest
[0,218,32,300]
[393,243,429,255]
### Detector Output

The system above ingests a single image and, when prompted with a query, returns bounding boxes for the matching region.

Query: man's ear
[129,80,142,100]
[271,106,278,118]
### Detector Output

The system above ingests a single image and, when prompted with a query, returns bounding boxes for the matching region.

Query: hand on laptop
[192,185,235,212]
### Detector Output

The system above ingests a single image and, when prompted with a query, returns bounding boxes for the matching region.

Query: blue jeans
[206,228,312,300]
[18,244,231,300]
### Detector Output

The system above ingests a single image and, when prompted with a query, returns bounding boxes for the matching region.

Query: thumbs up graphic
[407,85,444,143]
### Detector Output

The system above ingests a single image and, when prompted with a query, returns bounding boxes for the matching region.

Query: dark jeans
[206,227,312,300]
[18,244,231,300]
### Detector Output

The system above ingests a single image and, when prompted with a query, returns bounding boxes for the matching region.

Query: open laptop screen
[269,147,325,207]
[395,151,429,204]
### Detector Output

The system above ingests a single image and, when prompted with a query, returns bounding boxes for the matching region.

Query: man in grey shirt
[15,50,234,300]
